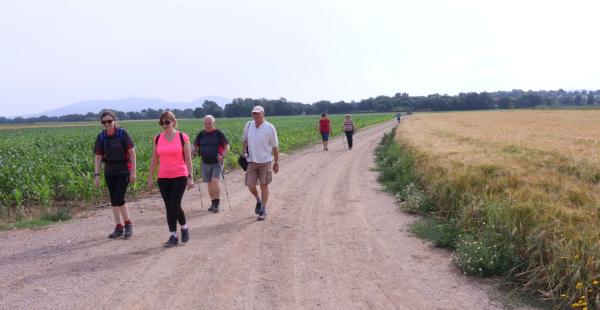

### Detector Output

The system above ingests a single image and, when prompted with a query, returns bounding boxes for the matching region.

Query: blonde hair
[159,111,177,127]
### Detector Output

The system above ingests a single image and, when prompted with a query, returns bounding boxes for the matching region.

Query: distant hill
[27,96,230,117]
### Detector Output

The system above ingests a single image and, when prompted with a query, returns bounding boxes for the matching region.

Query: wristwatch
[187,174,192,178]
[94,173,100,177]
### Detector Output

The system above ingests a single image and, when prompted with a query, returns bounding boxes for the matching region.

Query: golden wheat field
[396,110,600,305]
[397,110,600,211]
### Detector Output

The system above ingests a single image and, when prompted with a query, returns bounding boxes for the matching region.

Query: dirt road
[0,121,529,309]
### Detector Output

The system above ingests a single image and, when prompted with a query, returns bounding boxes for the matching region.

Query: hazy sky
[1,0,599,117]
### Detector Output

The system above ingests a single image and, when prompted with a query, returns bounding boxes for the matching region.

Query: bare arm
[184,140,193,177]
[223,143,230,158]
[128,147,137,183]
[216,143,230,165]
[242,121,249,156]
[94,154,103,187]
[94,155,102,175]
[272,147,280,173]
[147,140,159,190]
[184,140,194,189]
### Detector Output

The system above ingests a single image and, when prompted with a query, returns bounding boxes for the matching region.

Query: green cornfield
[0,113,391,216]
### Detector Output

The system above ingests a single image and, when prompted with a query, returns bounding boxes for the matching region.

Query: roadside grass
[0,207,72,231]
[376,110,600,308]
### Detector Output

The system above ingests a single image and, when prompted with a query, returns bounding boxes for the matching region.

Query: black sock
[215,199,220,205]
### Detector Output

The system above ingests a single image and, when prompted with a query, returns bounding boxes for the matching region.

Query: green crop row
[0,113,392,216]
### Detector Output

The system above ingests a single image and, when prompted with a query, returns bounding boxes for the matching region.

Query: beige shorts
[245,162,273,187]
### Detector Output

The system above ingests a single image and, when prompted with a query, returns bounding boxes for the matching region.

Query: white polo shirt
[243,120,279,164]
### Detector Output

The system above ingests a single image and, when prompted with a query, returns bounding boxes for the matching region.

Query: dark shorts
[105,173,129,206]
[321,133,329,141]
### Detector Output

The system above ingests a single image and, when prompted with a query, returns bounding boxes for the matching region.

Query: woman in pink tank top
[147,111,194,247]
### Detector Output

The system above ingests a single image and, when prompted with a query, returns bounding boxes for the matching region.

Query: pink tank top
[156,131,189,178]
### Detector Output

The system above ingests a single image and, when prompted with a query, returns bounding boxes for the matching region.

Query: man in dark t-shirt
[193,115,230,213]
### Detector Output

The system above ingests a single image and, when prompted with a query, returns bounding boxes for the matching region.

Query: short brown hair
[100,110,119,128]
[159,111,177,126]
[100,110,117,121]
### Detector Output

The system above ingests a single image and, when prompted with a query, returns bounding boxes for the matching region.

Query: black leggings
[105,173,129,206]
[345,131,354,149]
[158,177,187,232]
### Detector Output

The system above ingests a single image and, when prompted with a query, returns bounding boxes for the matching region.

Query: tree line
[2,89,599,124]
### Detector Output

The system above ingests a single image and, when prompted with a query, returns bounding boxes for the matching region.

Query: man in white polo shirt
[242,105,280,221]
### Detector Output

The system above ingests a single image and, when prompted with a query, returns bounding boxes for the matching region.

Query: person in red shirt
[318,113,332,151]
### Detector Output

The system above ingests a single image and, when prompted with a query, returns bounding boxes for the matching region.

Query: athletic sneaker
[124,224,133,238]
[165,235,179,247]
[257,205,267,221]
[257,210,267,221]
[255,202,262,215]
[108,227,124,238]
[212,204,220,213]
[181,228,189,243]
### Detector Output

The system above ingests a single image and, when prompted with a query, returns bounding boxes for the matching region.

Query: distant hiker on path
[396,112,401,124]
[192,115,230,213]
[242,105,280,221]
[318,113,331,151]
[147,111,194,247]
[342,114,356,150]
[94,110,137,239]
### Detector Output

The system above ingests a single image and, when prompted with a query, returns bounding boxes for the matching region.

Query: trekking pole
[195,165,204,210]
[220,160,233,217]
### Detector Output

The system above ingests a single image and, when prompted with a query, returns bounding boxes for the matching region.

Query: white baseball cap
[252,105,265,114]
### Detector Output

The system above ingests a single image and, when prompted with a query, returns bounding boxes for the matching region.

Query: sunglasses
[159,120,172,126]
[101,119,114,125]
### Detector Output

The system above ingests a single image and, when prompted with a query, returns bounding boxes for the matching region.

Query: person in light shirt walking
[242,105,280,221]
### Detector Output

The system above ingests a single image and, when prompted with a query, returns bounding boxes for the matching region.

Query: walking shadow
[189,216,257,239]
[8,244,168,288]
